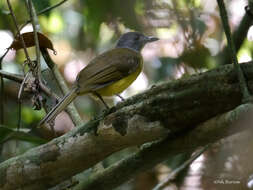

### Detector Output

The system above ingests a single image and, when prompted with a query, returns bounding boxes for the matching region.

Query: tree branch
[0,70,24,83]
[0,70,60,100]
[0,115,168,190]
[1,62,253,189]
[74,103,252,190]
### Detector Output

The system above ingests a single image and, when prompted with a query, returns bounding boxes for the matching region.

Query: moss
[40,145,60,163]
[75,119,100,136]
[29,145,60,165]
[0,166,7,187]
[111,113,128,136]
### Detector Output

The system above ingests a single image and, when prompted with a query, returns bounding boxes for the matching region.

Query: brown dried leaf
[9,32,56,54]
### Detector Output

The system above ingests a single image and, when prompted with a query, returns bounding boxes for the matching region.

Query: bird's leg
[116,94,125,101]
[93,92,109,109]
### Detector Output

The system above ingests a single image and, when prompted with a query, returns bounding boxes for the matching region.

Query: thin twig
[18,0,69,33]
[0,76,3,124]
[39,83,60,101]
[217,0,252,102]
[17,72,30,131]
[38,0,68,15]
[0,70,24,83]
[6,0,33,131]
[0,70,60,100]
[26,0,42,83]
[218,9,253,65]
[17,100,22,130]
[25,0,60,112]
[0,50,8,124]
[0,49,9,63]
[5,0,69,131]
[6,0,32,64]
[18,73,30,103]
[152,144,211,190]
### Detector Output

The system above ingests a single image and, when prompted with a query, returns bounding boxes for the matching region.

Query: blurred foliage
[82,0,142,45]
[0,0,253,189]
[0,125,47,145]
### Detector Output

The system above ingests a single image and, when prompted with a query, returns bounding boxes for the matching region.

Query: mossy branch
[1,62,253,189]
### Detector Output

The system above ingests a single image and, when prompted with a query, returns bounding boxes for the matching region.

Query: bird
[38,32,158,126]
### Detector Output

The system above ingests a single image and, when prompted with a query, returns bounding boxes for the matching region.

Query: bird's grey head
[116,32,159,52]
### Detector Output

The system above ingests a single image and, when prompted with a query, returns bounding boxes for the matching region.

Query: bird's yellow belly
[96,64,142,96]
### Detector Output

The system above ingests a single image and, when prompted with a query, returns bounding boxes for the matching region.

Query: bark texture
[0,62,253,189]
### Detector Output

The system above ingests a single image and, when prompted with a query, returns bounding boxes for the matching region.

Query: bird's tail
[38,88,78,127]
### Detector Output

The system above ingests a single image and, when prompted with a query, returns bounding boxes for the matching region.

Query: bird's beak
[145,36,159,43]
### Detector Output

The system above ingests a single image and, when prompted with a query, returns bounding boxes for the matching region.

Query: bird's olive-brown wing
[75,48,142,94]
